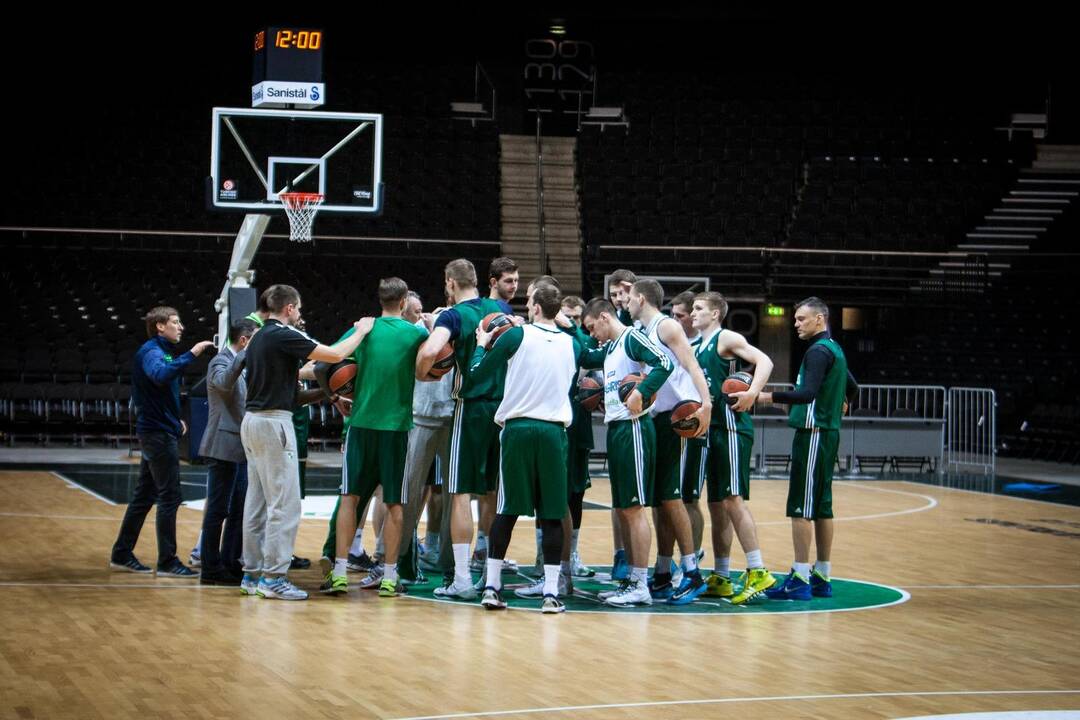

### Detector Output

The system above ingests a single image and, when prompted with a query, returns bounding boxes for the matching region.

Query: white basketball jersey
[644,314,701,414]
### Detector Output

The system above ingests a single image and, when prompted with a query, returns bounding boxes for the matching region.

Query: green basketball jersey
[695,328,753,433]
[452,297,509,401]
[788,337,848,431]
[346,317,427,432]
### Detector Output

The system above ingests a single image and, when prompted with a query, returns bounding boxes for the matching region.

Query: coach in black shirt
[239,284,370,601]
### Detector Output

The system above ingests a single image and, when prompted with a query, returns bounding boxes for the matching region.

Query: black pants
[200,459,247,574]
[111,431,182,567]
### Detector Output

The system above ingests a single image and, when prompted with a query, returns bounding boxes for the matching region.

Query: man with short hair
[744,297,857,601]
[627,279,712,605]
[240,284,368,601]
[110,306,215,576]
[576,298,673,606]
[488,257,519,304]
[472,282,582,613]
[690,292,778,605]
[415,259,514,599]
[322,278,428,597]
[607,269,637,327]
[668,289,706,559]
[197,318,258,585]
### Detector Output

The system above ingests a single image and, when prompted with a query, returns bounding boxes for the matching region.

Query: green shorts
[683,437,707,501]
[787,428,837,519]
[447,398,501,496]
[651,411,687,506]
[705,426,753,502]
[606,416,655,510]
[340,425,409,505]
[566,439,592,495]
[497,418,569,520]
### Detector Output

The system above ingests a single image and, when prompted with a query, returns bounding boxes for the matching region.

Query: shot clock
[252,27,325,108]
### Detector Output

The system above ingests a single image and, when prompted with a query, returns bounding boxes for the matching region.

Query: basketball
[427,341,455,379]
[617,372,655,411]
[670,399,702,438]
[577,375,604,412]
[327,359,358,399]
[721,370,754,395]
[481,312,515,349]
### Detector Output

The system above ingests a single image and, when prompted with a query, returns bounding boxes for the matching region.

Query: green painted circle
[403,567,909,616]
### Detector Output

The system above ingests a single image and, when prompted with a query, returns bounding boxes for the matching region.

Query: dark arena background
[1,9,1078,720]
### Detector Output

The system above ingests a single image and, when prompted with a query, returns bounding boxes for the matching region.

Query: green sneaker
[320,573,348,595]
[731,567,777,605]
[704,573,734,598]
[379,578,404,597]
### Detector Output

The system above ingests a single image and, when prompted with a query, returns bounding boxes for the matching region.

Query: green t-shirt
[339,317,427,432]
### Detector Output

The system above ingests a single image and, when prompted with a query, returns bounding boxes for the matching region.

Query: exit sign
[766,305,785,317]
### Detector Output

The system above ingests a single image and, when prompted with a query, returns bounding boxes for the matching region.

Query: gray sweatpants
[397,420,450,561]
[241,410,301,578]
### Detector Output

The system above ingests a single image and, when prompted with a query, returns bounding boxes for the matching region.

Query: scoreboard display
[252,27,325,108]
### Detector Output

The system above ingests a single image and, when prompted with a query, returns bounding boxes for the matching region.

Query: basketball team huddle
[190,256,857,611]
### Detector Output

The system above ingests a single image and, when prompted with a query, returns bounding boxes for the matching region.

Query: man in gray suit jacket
[198,318,258,585]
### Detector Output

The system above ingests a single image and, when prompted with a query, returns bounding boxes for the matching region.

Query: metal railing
[947,387,997,475]
[850,384,946,420]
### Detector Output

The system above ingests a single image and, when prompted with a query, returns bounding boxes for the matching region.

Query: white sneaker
[189,549,201,569]
[481,587,507,610]
[256,576,308,601]
[598,579,631,600]
[605,580,653,607]
[570,551,595,578]
[240,574,259,596]
[514,574,572,598]
[501,558,519,572]
[434,578,478,600]
[358,564,385,589]
[541,594,566,614]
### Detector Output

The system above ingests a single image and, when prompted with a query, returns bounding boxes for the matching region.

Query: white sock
[384,563,398,583]
[654,555,672,575]
[423,532,438,550]
[746,549,764,570]
[476,532,488,554]
[560,560,571,576]
[794,562,812,580]
[333,558,348,577]
[716,557,731,578]
[571,528,580,555]
[680,553,698,573]
[453,543,471,584]
[632,566,648,585]
[485,558,503,590]
[543,564,560,597]
[814,561,831,579]
[350,528,364,556]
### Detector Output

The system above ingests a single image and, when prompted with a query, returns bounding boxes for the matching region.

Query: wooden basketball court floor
[1,469,1078,719]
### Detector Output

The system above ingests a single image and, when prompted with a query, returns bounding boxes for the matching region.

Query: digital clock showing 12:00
[274,29,322,50]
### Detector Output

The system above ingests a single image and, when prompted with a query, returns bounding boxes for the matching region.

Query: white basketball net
[279,192,324,243]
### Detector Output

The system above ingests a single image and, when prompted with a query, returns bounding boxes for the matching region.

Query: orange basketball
[481,312,515,349]
[576,375,604,412]
[670,399,702,438]
[426,341,455,379]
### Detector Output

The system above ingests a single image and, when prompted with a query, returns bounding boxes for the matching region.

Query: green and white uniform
[470,323,581,519]
[579,327,673,509]
[644,314,703,506]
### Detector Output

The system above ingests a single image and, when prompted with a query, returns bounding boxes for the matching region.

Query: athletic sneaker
[704,573,734,598]
[109,556,152,574]
[514,574,573,598]
[501,558,519,572]
[320,573,348,595]
[541,594,566,614]
[290,555,311,570]
[764,569,811,601]
[157,559,199,578]
[732,567,778,605]
[481,587,507,610]
[240,574,259,596]
[570,551,596,578]
[434,578,479,600]
[598,579,631,600]
[256,576,308,601]
[605,580,653,607]
[648,573,674,600]
[378,578,404,597]
[668,571,707,605]
[358,565,385,589]
[611,550,630,581]
[347,551,376,572]
[469,549,488,573]
[399,569,426,586]
[189,548,201,568]
[810,569,833,598]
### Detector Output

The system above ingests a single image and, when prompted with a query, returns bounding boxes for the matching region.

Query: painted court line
[390,689,1080,720]
[52,471,118,506]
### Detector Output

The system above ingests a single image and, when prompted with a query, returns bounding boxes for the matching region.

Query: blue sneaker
[668,571,707,605]
[648,573,674,600]
[764,569,812,601]
[810,569,833,598]
[611,550,630,581]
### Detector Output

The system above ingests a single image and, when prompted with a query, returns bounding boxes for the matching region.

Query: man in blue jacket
[110,306,215,576]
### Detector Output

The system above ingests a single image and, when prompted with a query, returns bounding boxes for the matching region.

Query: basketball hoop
[279,192,324,242]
